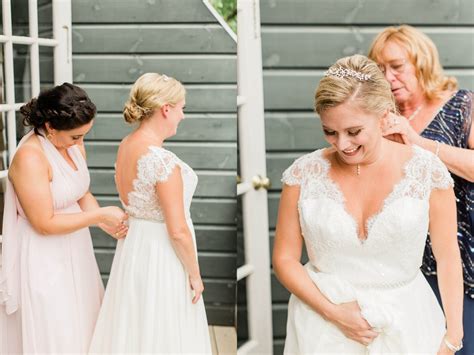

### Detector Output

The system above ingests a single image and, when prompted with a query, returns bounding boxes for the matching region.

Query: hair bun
[20,98,46,128]
[123,73,186,124]
[123,101,151,123]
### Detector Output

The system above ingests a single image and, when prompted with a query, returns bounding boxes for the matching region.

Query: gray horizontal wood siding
[260,0,474,25]
[71,0,237,326]
[9,0,237,327]
[72,0,216,23]
[258,0,474,353]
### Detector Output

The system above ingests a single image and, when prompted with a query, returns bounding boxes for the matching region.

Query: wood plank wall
[71,0,237,326]
[257,0,474,353]
[11,0,237,326]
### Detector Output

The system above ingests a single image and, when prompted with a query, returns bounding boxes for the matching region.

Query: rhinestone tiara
[324,67,371,81]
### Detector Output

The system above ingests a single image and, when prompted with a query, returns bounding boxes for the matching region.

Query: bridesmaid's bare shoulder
[12,134,46,165]
[9,134,50,182]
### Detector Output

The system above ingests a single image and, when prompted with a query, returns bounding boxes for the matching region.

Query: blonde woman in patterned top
[369,25,473,355]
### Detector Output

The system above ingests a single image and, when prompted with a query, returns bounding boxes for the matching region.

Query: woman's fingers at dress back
[97,219,128,239]
[100,206,128,227]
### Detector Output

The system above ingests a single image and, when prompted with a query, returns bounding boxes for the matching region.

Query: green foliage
[210,0,237,33]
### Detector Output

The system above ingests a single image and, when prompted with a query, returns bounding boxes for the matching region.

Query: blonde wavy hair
[315,54,396,117]
[123,73,186,123]
[368,25,457,101]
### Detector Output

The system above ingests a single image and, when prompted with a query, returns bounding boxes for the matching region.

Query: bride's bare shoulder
[386,140,414,162]
[117,133,154,161]
[116,139,143,175]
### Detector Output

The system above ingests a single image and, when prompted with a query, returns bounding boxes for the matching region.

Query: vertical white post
[237,0,273,354]
[52,0,72,84]
[29,0,40,97]
[2,0,17,162]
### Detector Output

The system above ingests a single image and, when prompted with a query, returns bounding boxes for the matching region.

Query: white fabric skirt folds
[89,217,211,354]
[284,264,445,355]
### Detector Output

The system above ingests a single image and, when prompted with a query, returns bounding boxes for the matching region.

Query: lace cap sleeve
[430,152,454,190]
[281,151,326,186]
[281,159,304,186]
[137,147,179,184]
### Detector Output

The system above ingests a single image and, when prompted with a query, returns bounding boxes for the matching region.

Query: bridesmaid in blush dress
[0,83,128,354]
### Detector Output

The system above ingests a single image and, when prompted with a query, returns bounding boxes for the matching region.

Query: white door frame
[237,0,273,353]
[0,0,72,231]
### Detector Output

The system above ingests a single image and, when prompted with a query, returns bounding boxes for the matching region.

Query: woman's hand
[100,206,128,229]
[98,220,128,240]
[329,301,379,346]
[189,275,204,304]
[437,333,464,355]
[437,341,455,355]
[381,112,421,145]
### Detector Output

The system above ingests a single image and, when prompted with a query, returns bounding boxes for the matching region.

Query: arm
[78,192,128,239]
[383,112,474,182]
[413,136,474,182]
[415,93,474,181]
[429,187,464,349]
[9,145,124,235]
[155,165,203,303]
[273,185,335,318]
[273,184,378,346]
[76,141,128,238]
[77,190,101,212]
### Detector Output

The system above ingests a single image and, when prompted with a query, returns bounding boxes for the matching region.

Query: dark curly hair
[20,83,96,134]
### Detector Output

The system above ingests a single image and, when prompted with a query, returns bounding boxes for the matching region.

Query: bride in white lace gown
[273,55,464,354]
[89,73,211,353]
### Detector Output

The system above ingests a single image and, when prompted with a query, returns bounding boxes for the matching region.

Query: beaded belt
[350,273,419,290]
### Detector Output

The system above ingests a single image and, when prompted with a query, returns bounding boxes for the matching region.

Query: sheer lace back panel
[281,146,453,288]
[125,146,198,222]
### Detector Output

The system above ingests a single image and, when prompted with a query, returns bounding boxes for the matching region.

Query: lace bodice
[282,145,453,288]
[125,146,197,222]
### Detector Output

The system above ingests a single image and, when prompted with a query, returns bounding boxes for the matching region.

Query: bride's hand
[189,275,204,304]
[330,301,379,346]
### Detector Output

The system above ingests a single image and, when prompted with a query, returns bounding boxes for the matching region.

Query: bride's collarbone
[329,170,402,219]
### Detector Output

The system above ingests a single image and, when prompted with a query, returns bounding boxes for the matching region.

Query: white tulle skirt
[284,265,445,354]
[89,217,211,354]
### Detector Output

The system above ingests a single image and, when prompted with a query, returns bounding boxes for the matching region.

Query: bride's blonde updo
[315,54,396,117]
[123,73,185,123]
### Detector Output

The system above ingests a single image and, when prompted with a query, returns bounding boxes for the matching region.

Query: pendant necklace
[406,105,423,121]
[355,150,384,176]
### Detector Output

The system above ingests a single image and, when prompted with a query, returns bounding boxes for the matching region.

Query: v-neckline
[39,131,79,172]
[320,146,418,244]
[59,148,79,172]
